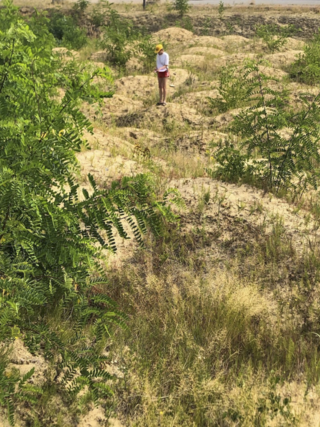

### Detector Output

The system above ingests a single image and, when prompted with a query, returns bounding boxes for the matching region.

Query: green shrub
[138,35,157,72]
[90,0,116,28]
[48,12,88,50]
[211,62,320,193]
[218,0,225,20]
[100,7,137,72]
[0,1,176,423]
[72,0,89,15]
[256,24,296,53]
[173,0,190,17]
[208,64,257,113]
[290,29,320,85]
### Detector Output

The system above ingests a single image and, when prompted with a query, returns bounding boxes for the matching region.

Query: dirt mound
[186,46,225,56]
[173,89,221,113]
[115,75,157,99]
[113,70,192,101]
[171,177,320,251]
[283,37,306,51]
[83,94,144,123]
[256,65,289,79]
[115,127,164,147]
[152,27,194,43]
[211,53,257,69]
[126,56,144,72]
[168,68,192,87]
[77,407,108,427]
[77,149,142,188]
[116,102,213,129]
[83,128,134,150]
[214,108,244,128]
[175,130,228,153]
[222,35,250,48]
[287,82,320,108]
[174,54,205,67]
[266,50,303,68]
[288,82,319,96]
[193,36,228,50]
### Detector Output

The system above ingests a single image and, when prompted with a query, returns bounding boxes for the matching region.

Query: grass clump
[290,29,320,85]
[105,218,320,426]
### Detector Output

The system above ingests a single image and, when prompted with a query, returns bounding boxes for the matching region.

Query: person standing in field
[155,44,169,106]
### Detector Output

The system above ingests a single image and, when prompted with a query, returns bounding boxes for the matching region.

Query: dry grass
[105,218,320,426]
[77,25,320,420]
[9,5,320,425]
[11,0,320,17]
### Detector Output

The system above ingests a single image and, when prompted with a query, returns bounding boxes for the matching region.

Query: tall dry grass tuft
[105,225,320,426]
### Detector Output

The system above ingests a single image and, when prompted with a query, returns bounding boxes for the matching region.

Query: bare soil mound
[52,47,79,60]
[174,54,205,67]
[214,108,244,128]
[186,46,225,56]
[211,53,257,69]
[115,127,164,147]
[152,27,194,43]
[77,407,108,427]
[171,177,320,253]
[116,103,213,129]
[287,82,320,108]
[175,130,228,153]
[169,68,192,87]
[126,56,144,72]
[266,50,303,68]
[222,35,250,49]
[173,89,221,113]
[256,65,289,79]
[82,95,143,124]
[114,70,191,100]
[83,129,133,151]
[192,36,228,50]
[77,149,142,187]
[115,75,157,99]
[283,37,306,51]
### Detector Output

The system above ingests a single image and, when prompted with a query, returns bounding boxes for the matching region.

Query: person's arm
[156,54,169,72]
[157,65,168,71]
[156,53,169,73]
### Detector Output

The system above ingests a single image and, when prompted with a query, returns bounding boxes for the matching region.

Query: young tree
[209,62,320,194]
[174,0,190,17]
[0,1,177,423]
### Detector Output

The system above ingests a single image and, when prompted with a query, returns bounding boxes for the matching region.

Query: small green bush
[256,24,296,53]
[48,12,88,50]
[218,0,225,20]
[173,0,190,17]
[290,29,320,85]
[100,7,138,73]
[210,62,320,193]
[139,35,157,72]
[208,64,257,113]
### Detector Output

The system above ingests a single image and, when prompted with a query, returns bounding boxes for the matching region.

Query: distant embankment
[16,6,320,39]
[124,12,320,39]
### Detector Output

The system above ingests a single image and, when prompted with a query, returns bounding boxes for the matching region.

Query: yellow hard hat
[155,44,163,53]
